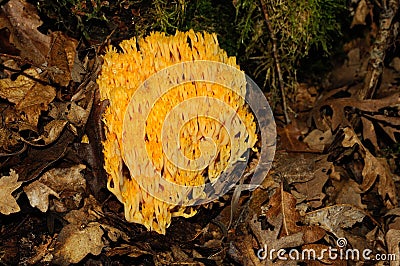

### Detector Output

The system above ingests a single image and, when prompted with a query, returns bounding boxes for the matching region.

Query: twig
[259,0,291,124]
[355,0,399,100]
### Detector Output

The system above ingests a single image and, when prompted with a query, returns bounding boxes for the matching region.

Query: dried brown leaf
[361,116,378,148]
[293,155,331,208]
[24,120,68,146]
[0,0,51,65]
[47,32,78,86]
[277,121,309,151]
[385,229,400,266]
[351,0,370,28]
[24,165,86,212]
[24,181,59,212]
[52,222,104,266]
[304,204,366,238]
[266,185,302,236]
[342,127,397,207]
[303,129,333,152]
[265,185,326,244]
[52,196,105,265]
[0,169,21,215]
[0,67,56,127]
[1,129,75,182]
[331,179,367,209]
[310,92,400,148]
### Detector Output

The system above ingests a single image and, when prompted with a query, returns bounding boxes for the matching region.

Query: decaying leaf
[303,129,333,152]
[310,90,400,149]
[23,181,59,212]
[47,32,79,86]
[0,0,51,66]
[342,127,397,208]
[330,178,367,209]
[0,67,56,128]
[304,204,366,238]
[0,169,22,215]
[53,196,105,265]
[292,155,331,208]
[250,213,304,262]
[351,0,370,28]
[23,120,68,146]
[263,184,325,242]
[49,99,92,127]
[24,164,86,212]
[52,222,104,266]
[277,121,309,151]
[266,184,303,237]
[385,229,400,266]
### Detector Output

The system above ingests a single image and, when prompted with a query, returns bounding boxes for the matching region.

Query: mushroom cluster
[97,30,257,234]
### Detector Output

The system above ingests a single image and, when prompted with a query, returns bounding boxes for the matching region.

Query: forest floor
[0,0,399,265]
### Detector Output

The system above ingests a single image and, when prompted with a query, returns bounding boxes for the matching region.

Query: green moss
[34,0,347,108]
[235,0,346,104]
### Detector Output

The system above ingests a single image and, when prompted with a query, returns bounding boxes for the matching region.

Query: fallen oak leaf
[22,120,68,146]
[0,67,56,128]
[266,184,302,237]
[23,181,59,212]
[342,127,397,208]
[0,169,22,215]
[265,184,326,243]
[310,91,400,150]
[23,164,86,212]
[312,91,400,130]
[304,204,366,238]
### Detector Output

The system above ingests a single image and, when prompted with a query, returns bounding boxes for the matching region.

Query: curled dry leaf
[0,67,56,128]
[24,164,86,212]
[351,0,370,28]
[23,120,68,146]
[304,204,366,238]
[385,229,400,266]
[342,127,397,208]
[310,91,400,150]
[23,181,59,212]
[47,31,78,87]
[0,169,22,215]
[0,0,51,66]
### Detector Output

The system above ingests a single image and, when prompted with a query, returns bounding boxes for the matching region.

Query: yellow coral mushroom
[97,30,258,234]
